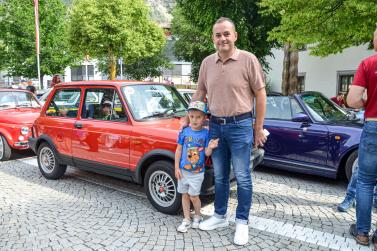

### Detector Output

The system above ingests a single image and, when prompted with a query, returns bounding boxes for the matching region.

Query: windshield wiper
[142,108,186,119]
[0,105,11,108]
[142,112,170,119]
[16,104,32,108]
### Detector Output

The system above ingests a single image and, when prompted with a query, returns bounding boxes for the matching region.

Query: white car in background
[177,89,195,103]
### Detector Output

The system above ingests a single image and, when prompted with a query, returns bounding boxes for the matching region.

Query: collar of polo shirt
[215,48,240,63]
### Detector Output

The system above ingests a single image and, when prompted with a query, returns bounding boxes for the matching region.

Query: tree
[67,0,166,80]
[260,0,377,56]
[0,0,78,86]
[97,52,171,80]
[171,0,280,82]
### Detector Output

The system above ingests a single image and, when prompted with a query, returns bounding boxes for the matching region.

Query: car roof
[54,80,170,87]
[0,88,31,93]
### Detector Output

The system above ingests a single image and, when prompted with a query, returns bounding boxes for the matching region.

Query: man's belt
[210,112,252,125]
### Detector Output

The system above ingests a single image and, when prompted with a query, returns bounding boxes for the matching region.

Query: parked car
[177,89,195,103]
[261,91,361,180]
[0,88,42,160]
[29,81,264,214]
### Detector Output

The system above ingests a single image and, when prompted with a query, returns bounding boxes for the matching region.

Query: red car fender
[0,125,14,146]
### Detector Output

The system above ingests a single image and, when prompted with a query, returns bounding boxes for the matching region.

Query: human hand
[175,168,182,180]
[254,128,267,148]
[208,138,219,150]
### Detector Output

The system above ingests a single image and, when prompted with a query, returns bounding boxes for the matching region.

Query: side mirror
[292,113,310,123]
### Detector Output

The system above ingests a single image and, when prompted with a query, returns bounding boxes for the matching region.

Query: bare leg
[190,195,201,217]
[182,193,191,220]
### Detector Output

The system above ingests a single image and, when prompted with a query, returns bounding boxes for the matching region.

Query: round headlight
[21,127,29,135]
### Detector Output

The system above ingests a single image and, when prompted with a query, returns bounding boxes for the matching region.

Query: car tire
[37,142,67,179]
[345,150,358,181]
[144,160,181,215]
[0,135,12,161]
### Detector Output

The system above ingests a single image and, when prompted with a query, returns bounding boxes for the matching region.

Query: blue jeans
[356,121,377,235]
[209,117,253,225]
[346,164,377,200]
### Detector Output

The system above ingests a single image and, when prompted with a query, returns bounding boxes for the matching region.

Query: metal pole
[119,57,123,80]
[34,0,41,89]
[37,53,41,89]
[85,63,88,80]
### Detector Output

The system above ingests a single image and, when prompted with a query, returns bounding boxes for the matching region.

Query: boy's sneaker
[177,219,191,233]
[192,216,203,229]
[337,195,355,212]
[199,216,229,231]
[349,223,369,246]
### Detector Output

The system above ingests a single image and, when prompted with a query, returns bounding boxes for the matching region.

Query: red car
[0,88,41,161]
[29,81,263,214]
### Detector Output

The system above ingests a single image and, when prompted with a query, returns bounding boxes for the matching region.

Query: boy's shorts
[177,169,204,196]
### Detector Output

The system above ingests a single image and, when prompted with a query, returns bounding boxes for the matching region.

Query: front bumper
[201,148,265,195]
[28,137,37,153]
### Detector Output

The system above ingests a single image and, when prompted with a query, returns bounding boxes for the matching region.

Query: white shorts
[177,170,204,196]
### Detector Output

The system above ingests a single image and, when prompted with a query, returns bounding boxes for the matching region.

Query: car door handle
[298,134,304,138]
[74,122,83,129]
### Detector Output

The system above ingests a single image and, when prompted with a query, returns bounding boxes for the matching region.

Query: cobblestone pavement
[0,154,375,251]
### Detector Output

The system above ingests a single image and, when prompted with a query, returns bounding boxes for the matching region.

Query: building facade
[266,44,375,97]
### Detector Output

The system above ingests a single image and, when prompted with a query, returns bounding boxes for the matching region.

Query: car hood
[133,117,184,142]
[0,108,41,125]
[324,119,363,128]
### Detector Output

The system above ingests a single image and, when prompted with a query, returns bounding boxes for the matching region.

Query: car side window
[290,98,304,116]
[81,88,127,122]
[266,96,292,120]
[46,89,81,118]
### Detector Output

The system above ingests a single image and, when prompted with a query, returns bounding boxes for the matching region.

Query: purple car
[260,91,361,181]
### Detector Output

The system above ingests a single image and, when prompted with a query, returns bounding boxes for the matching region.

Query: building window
[297,74,305,92]
[337,72,355,94]
[71,65,94,81]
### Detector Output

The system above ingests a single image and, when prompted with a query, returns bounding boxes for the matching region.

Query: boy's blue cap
[188,101,207,114]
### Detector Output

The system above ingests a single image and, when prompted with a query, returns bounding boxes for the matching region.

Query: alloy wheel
[148,170,176,207]
[39,147,56,174]
[0,136,3,159]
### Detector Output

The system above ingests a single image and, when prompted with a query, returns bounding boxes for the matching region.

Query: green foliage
[260,0,377,56]
[0,0,77,79]
[67,0,166,78]
[171,0,280,81]
[97,52,171,80]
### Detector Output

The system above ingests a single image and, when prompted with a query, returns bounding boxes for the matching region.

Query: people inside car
[100,100,119,120]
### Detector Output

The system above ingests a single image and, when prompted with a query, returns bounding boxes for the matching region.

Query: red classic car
[0,88,41,160]
[29,81,263,214]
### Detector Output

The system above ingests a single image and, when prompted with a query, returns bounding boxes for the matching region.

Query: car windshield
[301,93,348,122]
[122,84,187,120]
[0,91,40,110]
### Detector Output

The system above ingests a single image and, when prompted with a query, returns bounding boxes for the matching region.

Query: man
[100,100,118,120]
[184,17,266,245]
[331,92,345,107]
[348,29,377,248]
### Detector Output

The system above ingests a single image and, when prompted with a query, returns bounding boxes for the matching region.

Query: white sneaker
[199,216,229,231]
[177,219,191,233]
[192,216,203,229]
[234,223,249,245]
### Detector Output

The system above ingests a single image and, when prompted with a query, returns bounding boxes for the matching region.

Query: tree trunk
[281,43,299,95]
[108,54,117,80]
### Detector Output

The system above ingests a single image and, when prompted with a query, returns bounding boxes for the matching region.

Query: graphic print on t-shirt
[184,146,204,171]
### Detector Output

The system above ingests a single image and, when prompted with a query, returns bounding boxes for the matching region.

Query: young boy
[175,101,218,233]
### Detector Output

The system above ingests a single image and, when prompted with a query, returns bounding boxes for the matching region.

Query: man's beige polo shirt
[197,49,265,117]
